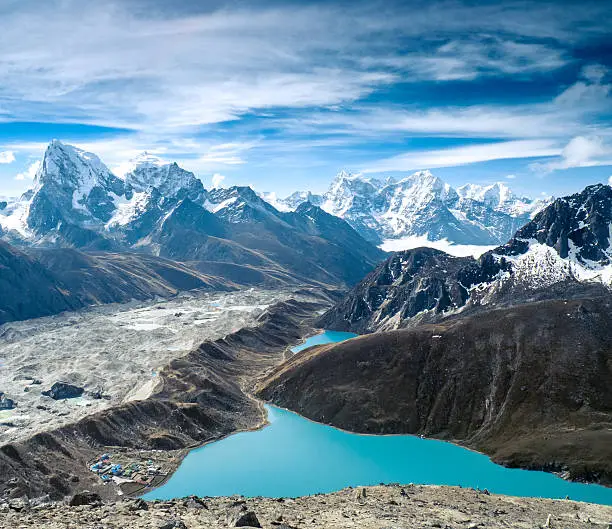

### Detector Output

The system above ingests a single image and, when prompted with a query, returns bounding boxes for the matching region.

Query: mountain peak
[124,157,203,200]
[36,141,117,190]
[334,169,355,181]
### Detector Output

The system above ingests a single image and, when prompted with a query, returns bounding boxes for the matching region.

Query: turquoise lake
[143,330,612,505]
[144,405,612,505]
[290,330,358,353]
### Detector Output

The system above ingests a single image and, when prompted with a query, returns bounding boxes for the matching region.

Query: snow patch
[380,235,496,258]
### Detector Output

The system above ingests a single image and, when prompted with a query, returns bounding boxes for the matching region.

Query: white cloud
[293,64,611,141]
[365,37,568,82]
[0,1,609,187]
[15,160,41,180]
[537,135,612,172]
[0,151,15,164]
[0,1,594,133]
[211,173,226,188]
[506,174,516,179]
[363,140,561,173]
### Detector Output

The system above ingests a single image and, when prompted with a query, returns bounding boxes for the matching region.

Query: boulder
[128,498,148,511]
[69,491,101,506]
[0,392,15,410]
[229,510,262,528]
[157,520,187,529]
[42,382,84,400]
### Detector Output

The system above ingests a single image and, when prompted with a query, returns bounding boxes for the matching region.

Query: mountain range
[266,170,548,245]
[1,143,549,253]
[320,183,612,332]
[0,141,385,309]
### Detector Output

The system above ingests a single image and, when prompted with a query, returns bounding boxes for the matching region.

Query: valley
[0,290,332,501]
[0,139,610,524]
[2,1,611,525]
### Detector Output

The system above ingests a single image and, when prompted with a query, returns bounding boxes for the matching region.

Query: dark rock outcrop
[228,509,262,528]
[42,383,84,400]
[0,392,15,410]
[69,491,101,506]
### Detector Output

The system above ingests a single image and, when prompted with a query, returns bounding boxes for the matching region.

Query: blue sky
[0,0,610,197]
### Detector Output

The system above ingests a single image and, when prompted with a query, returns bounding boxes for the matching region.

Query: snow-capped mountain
[320,183,612,332]
[205,186,283,224]
[0,140,385,286]
[269,170,548,246]
[457,182,548,217]
[26,140,129,235]
[0,141,211,247]
[123,152,205,201]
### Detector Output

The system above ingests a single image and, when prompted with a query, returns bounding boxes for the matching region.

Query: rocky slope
[259,296,612,486]
[320,184,612,332]
[1,232,335,325]
[271,170,547,245]
[0,237,246,325]
[27,249,235,304]
[2,484,611,529]
[0,241,82,324]
[153,189,386,286]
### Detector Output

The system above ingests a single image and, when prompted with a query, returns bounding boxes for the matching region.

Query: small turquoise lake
[143,330,612,505]
[290,330,358,353]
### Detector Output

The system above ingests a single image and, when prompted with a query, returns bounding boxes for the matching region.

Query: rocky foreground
[2,485,611,529]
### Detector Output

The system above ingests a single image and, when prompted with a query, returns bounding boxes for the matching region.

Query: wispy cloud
[363,140,561,173]
[533,136,612,172]
[0,0,595,133]
[0,0,610,194]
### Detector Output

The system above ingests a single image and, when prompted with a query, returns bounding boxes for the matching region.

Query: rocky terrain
[0,287,298,445]
[2,484,611,528]
[259,296,612,486]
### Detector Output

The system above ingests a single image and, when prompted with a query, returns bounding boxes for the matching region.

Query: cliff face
[259,297,612,485]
